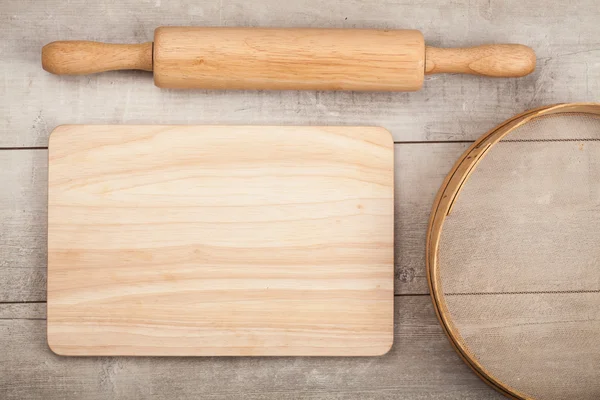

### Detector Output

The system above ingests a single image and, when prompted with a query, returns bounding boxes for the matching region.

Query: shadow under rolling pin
[42,27,536,91]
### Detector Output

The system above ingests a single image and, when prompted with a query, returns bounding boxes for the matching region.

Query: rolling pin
[42,27,536,91]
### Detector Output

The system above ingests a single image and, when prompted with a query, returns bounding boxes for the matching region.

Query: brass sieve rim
[426,102,600,400]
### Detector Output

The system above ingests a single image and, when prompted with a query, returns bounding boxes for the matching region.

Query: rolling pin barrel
[41,27,536,91]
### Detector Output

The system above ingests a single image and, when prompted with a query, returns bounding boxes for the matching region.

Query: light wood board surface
[47,125,394,356]
[1,143,468,303]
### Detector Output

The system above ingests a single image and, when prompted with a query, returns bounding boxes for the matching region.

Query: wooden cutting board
[47,125,394,356]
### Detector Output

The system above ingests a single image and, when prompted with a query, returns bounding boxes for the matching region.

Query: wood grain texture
[2,0,599,146]
[43,29,533,89]
[394,143,470,293]
[0,144,467,302]
[1,1,598,397]
[42,41,153,75]
[425,45,535,77]
[47,125,394,356]
[0,297,503,400]
[153,27,425,91]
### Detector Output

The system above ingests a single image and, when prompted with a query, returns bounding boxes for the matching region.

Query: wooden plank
[394,143,470,294]
[1,0,599,147]
[0,143,468,302]
[0,303,46,320]
[0,297,503,399]
[0,150,48,302]
[47,125,394,356]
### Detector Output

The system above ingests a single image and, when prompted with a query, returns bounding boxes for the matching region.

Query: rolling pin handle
[42,41,153,75]
[425,44,536,77]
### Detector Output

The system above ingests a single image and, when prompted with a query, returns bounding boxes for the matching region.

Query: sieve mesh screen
[437,113,600,399]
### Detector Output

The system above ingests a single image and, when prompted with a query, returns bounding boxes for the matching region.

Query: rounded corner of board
[48,125,72,147]
[47,337,68,357]
[373,127,394,147]
[380,339,395,356]
[367,337,395,357]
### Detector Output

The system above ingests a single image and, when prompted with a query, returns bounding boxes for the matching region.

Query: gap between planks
[0,140,475,152]
[0,295,432,322]
[0,294,430,321]
[0,294,431,304]
[0,147,48,151]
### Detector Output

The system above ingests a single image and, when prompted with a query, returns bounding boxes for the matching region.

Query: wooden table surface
[0,0,598,398]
